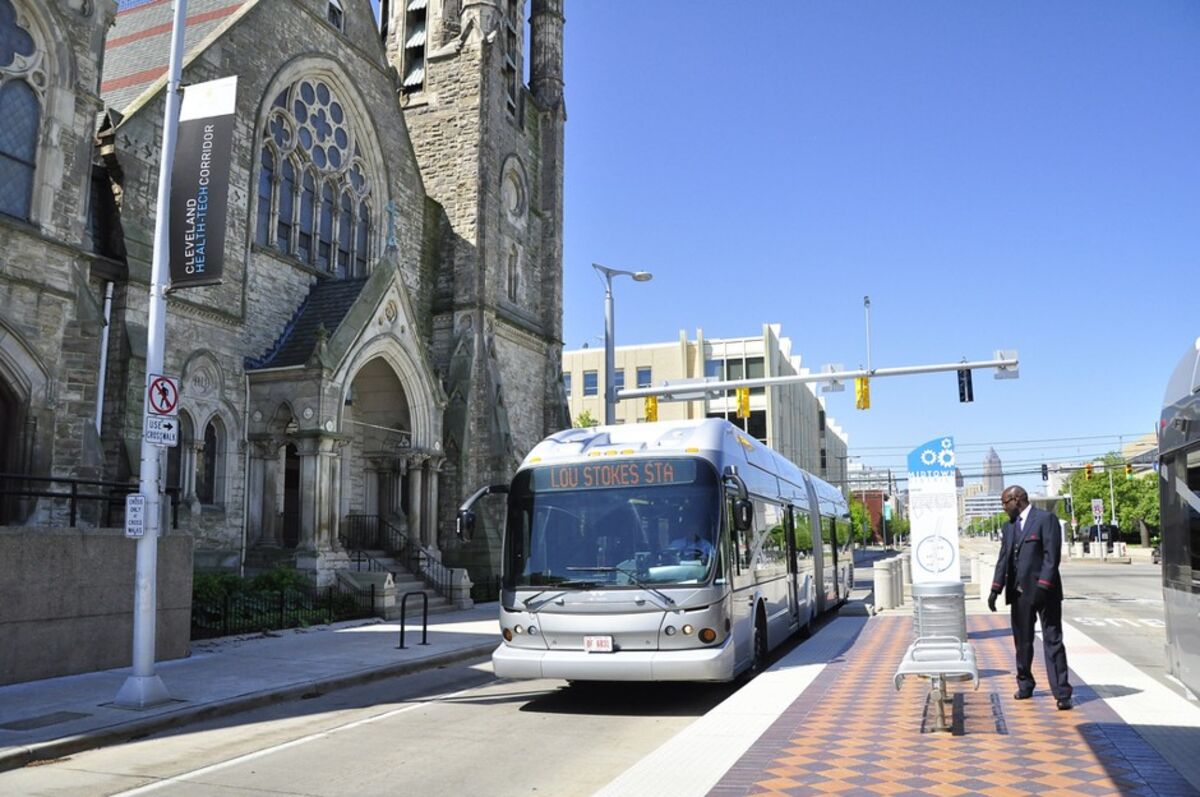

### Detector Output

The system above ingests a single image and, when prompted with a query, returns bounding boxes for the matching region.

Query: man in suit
[988,485,1073,710]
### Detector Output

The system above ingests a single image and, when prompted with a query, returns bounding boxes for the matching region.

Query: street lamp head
[592,262,651,283]
[632,271,653,282]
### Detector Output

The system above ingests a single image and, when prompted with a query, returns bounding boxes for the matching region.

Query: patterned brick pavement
[709,614,1198,797]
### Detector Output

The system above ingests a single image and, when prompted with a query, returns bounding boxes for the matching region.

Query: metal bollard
[890,557,902,607]
[874,559,895,611]
[397,590,430,649]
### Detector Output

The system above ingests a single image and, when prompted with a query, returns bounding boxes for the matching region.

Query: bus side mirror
[456,510,476,542]
[733,499,753,531]
[455,483,509,543]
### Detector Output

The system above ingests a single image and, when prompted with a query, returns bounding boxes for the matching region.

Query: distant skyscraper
[983,447,1005,494]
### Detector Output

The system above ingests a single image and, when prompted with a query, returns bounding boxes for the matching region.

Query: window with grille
[256,79,373,278]
[326,0,344,31]
[401,0,427,95]
[0,0,40,222]
[503,0,520,113]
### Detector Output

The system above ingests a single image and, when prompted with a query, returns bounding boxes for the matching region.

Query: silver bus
[457,418,853,682]
[1160,337,1200,698]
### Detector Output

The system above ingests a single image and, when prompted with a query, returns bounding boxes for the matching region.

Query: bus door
[784,506,800,629]
[822,516,838,606]
[825,516,835,597]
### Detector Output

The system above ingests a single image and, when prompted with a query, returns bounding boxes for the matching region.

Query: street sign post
[144,415,180,447]
[125,494,145,539]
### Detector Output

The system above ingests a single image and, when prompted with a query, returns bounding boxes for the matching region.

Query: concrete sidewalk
[0,604,499,772]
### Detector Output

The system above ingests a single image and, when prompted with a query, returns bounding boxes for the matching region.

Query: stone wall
[0,528,192,686]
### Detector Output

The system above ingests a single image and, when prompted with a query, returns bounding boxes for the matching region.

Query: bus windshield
[504,458,721,588]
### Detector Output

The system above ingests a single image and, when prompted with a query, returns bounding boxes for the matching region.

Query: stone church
[0,0,569,586]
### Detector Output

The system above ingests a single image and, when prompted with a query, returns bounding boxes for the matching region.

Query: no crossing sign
[147,374,179,416]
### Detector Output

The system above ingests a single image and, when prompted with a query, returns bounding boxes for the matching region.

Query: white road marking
[109,683,486,796]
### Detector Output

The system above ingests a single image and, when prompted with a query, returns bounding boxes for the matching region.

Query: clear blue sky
[560,1,1200,487]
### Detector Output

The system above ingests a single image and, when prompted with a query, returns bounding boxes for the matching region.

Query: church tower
[385,0,568,575]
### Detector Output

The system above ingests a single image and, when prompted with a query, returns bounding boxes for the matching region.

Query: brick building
[0,0,568,584]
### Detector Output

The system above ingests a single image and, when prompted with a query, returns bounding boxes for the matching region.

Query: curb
[0,641,497,773]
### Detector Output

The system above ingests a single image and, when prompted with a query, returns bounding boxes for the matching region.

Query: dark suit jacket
[990,505,1064,605]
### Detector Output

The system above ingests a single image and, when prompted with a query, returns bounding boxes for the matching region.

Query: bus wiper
[566,566,676,608]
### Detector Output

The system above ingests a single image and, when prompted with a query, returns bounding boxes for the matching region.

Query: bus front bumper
[491,638,736,682]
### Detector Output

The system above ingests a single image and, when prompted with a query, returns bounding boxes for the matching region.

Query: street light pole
[592,263,652,425]
[863,296,872,374]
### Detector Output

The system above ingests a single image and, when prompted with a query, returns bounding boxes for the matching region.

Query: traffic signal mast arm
[615,355,1019,401]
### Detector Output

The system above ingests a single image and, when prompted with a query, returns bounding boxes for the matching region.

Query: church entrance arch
[0,373,27,524]
[344,357,414,531]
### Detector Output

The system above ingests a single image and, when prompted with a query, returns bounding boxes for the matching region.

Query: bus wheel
[750,613,769,675]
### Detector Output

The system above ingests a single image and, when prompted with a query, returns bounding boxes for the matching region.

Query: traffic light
[1041,463,1048,481]
[1125,463,1133,480]
[957,368,974,403]
[644,395,658,422]
[855,377,870,410]
[1085,463,1093,480]
[735,387,751,419]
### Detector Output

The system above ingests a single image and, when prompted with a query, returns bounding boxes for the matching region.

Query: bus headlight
[699,628,717,644]
[514,625,525,634]
[682,624,694,636]
[664,626,676,636]
[527,625,538,635]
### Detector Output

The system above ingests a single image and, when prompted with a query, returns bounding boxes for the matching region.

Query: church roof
[104,0,252,112]
[247,277,369,370]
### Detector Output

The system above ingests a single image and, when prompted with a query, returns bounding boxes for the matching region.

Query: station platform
[602,611,1200,797]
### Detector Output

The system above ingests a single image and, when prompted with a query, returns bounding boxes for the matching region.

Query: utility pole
[114,0,189,710]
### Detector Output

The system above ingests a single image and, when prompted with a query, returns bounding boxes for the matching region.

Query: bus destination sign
[533,459,697,491]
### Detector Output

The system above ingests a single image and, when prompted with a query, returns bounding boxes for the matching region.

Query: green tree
[849,499,872,545]
[1057,453,1159,545]
[574,409,599,428]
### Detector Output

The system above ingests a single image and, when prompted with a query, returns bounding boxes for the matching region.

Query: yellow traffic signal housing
[855,377,870,410]
[1085,463,1094,480]
[1124,463,1133,480]
[735,387,751,419]
[644,395,658,422]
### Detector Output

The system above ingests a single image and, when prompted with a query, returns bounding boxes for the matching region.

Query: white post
[114,0,188,709]
[863,295,872,374]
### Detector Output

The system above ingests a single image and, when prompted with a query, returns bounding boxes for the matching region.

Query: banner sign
[169,76,238,289]
[906,436,960,584]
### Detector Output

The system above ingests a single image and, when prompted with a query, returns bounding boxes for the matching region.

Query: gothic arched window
[256,77,374,277]
[506,243,519,302]
[196,417,225,505]
[0,0,42,221]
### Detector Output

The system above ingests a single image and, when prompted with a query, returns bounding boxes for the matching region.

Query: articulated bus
[1160,338,1200,698]
[457,418,853,682]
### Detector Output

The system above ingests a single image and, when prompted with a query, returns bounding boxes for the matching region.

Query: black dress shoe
[1057,697,1073,710]
[1013,690,1033,700]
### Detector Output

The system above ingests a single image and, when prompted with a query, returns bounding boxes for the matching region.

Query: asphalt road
[1059,560,1187,699]
[0,653,748,797]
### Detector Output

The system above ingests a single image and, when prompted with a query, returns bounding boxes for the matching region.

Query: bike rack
[398,590,429,649]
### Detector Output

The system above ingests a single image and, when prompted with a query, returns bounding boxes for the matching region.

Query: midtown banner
[169,76,238,289]
[906,436,960,584]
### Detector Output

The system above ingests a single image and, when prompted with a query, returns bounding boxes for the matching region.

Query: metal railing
[0,472,179,529]
[191,581,376,640]
[342,513,453,598]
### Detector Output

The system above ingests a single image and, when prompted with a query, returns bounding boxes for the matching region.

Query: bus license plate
[583,635,613,653]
